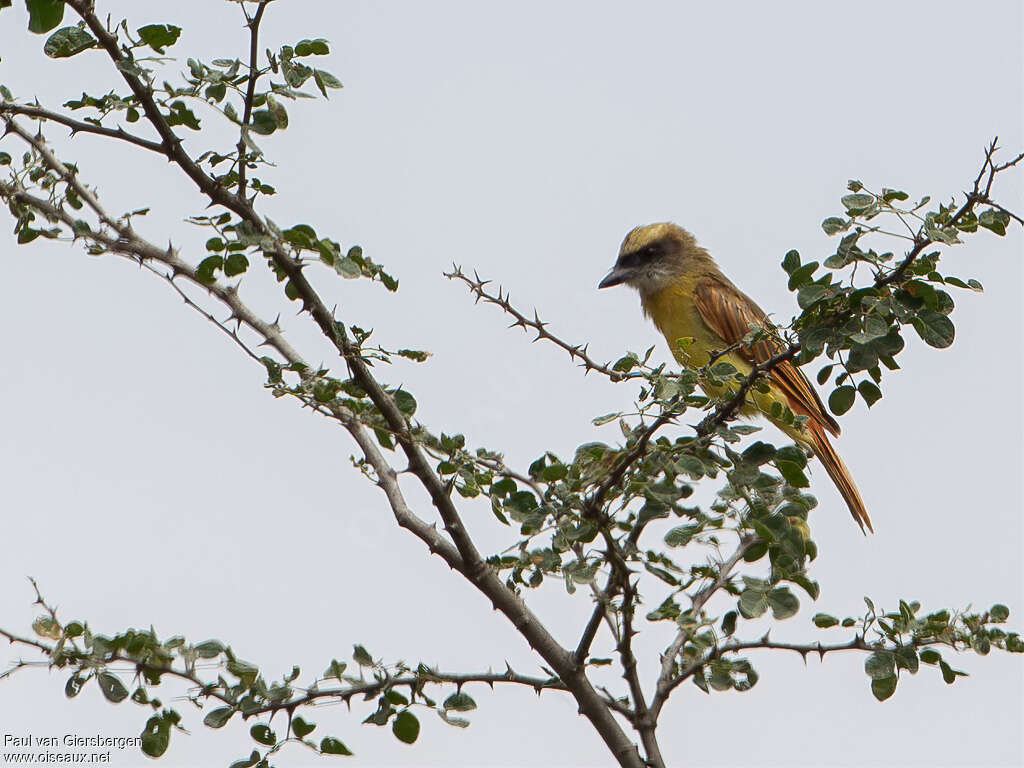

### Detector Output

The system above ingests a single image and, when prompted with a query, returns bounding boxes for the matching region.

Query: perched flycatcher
[599,222,871,533]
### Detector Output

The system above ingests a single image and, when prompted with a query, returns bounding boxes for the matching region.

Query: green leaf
[871,675,897,702]
[738,588,769,619]
[812,613,838,628]
[864,651,894,680]
[881,188,909,202]
[894,646,919,673]
[0,151,11,165]
[664,523,701,547]
[990,604,1010,623]
[392,711,420,744]
[775,445,807,468]
[224,253,249,277]
[194,639,224,658]
[284,224,317,248]
[63,621,84,637]
[43,25,95,57]
[26,0,64,33]
[196,255,223,284]
[228,752,260,768]
[742,441,776,465]
[787,261,819,290]
[797,282,829,309]
[250,109,278,135]
[392,389,417,416]
[324,659,348,679]
[137,23,181,54]
[166,100,200,130]
[291,716,316,739]
[313,69,343,97]
[443,691,477,712]
[767,587,799,620]
[438,709,471,728]
[841,193,875,215]
[295,38,330,56]
[781,249,801,275]
[65,674,86,698]
[267,95,289,129]
[385,690,410,706]
[857,380,882,408]
[775,460,809,488]
[978,208,1010,236]
[828,385,856,416]
[742,540,768,562]
[204,707,234,729]
[320,737,353,756]
[353,644,374,666]
[939,660,958,684]
[821,217,848,236]
[250,724,275,746]
[334,256,362,279]
[919,648,941,665]
[32,615,60,638]
[721,610,738,636]
[911,308,955,348]
[140,715,171,758]
[97,672,128,703]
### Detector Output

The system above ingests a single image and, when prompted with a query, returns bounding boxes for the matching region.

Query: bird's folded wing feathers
[693,275,840,437]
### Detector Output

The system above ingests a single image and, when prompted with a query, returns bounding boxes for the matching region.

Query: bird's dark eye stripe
[619,240,664,268]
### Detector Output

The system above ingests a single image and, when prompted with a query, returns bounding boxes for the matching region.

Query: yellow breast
[641,281,730,369]
[640,280,807,443]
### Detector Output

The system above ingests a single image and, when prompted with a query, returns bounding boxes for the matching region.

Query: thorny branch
[445,266,635,382]
[0,102,168,155]
[650,537,753,719]
[0,623,583,720]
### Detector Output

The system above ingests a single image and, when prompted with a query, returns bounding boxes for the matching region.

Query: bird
[598,222,871,533]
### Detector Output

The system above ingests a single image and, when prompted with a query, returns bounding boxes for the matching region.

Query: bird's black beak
[598,265,630,289]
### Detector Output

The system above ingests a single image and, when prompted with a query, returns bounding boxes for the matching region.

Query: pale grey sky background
[1,1,1021,766]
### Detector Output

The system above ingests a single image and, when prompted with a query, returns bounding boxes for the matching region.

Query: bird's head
[598,222,702,295]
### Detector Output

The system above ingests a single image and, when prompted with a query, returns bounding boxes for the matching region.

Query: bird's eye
[639,242,662,260]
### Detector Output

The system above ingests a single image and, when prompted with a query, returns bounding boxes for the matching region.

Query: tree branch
[236,0,269,198]
[0,622,569,717]
[0,102,168,156]
[618,579,664,768]
[649,536,754,720]
[446,265,634,382]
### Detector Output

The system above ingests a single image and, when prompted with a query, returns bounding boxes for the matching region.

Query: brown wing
[693,274,840,437]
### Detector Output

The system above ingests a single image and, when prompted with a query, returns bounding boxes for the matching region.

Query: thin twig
[446,266,634,382]
[649,536,753,719]
[236,0,270,198]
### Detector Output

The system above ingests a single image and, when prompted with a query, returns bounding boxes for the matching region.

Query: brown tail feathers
[808,421,873,533]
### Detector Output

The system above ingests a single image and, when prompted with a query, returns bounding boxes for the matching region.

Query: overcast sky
[1,1,1021,766]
